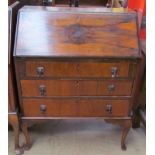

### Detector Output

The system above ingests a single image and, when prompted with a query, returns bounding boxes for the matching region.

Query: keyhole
[76,64,80,72]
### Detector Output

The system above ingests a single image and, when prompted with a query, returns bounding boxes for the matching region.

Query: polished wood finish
[23,60,131,78]
[8,67,17,112]
[22,98,130,117]
[14,6,142,151]
[14,7,140,58]
[20,79,133,97]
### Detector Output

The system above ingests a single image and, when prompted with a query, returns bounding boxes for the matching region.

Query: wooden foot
[121,127,130,151]
[121,143,126,150]
[15,148,24,155]
[21,122,32,151]
[105,119,132,150]
[9,114,24,155]
[14,125,24,155]
[20,120,49,151]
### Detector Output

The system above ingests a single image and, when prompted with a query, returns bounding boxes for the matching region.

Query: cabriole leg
[21,121,32,150]
[105,119,132,150]
[9,114,24,155]
[121,126,130,150]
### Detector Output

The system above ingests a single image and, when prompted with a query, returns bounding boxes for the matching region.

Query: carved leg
[21,122,32,150]
[121,126,130,150]
[105,119,132,150]
[9,114,24,155]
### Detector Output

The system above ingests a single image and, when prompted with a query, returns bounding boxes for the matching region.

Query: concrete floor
[8,119,146,155]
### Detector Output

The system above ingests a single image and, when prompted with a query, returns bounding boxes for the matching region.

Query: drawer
[20,80,133,97]
[23,61,130,78]
[22,98,130,117]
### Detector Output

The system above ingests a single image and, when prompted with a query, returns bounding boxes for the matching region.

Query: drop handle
[39,85,46,96]
[36,67,44,77]
[106,105,112,114]
[40,105,47,113]
[111,67,118,78]
[108,84,115,91]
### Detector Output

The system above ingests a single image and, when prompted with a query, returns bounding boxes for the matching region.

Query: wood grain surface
[25,60,130,78]
[20,79,133,97]
[22,98,130,117]
[14,6,140,58]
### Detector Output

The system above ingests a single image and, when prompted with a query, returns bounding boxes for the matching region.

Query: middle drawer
[20,79,133,97]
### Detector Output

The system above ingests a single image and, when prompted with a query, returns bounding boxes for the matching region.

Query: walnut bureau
[14,6,142,151]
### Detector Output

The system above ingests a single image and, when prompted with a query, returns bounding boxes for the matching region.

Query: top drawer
[17,60,132,78]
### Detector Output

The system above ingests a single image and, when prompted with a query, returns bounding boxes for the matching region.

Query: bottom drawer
[22,98,130,117]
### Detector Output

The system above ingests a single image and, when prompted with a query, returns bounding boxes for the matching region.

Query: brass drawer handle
[108,84,115,91]
[106,104,112,114]
[40,104,47,113]
[36,67,44,77]
[39,85,46,96]
[111,67,118,78]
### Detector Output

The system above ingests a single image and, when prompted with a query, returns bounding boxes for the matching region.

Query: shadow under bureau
[14,6,142,152]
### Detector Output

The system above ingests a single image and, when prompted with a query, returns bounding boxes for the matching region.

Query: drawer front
[20,80,133,97]
[24,61,130,78]
[22,99,130,117]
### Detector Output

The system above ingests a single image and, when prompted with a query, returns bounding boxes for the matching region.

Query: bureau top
[14,6,140,58]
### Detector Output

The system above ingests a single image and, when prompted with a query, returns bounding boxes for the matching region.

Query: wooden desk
[14,6,143,152]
